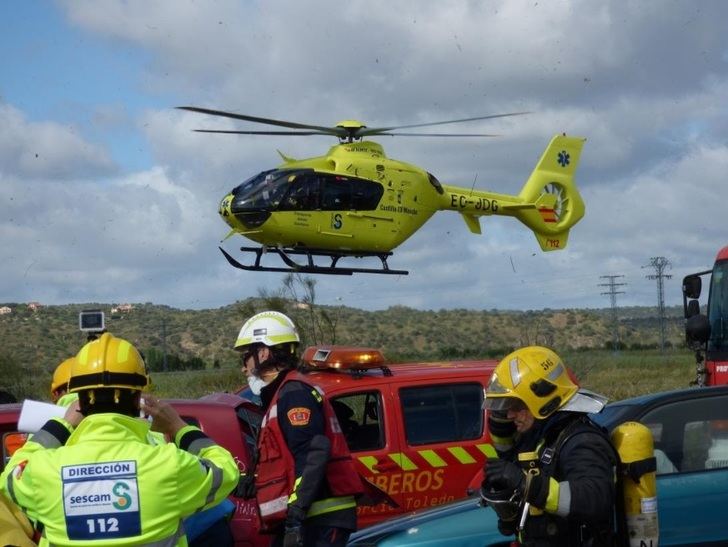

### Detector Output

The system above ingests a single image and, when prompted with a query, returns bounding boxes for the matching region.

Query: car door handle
[373,461,398,473]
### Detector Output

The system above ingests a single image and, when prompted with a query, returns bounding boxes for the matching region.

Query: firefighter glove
[283,526,304,547]
[285,504,306,529]
[497,518,517,537]
[235,473,257,499]
[485,458,525,494]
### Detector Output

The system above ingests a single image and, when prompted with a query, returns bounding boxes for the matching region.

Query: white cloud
[0,104,116,179]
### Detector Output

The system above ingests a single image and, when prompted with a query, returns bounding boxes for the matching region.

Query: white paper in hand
[18,399,67,433]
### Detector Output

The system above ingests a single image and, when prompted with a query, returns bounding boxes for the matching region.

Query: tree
[255,273,340,345]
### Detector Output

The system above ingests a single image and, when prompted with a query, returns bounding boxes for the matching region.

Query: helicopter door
[278,174,321,211]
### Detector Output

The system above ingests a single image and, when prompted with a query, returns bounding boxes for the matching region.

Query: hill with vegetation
[0,296,691,401]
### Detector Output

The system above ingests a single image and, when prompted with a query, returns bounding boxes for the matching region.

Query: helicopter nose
[219,194,233,220]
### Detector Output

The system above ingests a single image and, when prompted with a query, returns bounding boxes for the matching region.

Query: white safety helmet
[234,311,300,351]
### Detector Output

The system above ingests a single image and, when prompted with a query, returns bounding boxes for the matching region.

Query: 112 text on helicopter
[179,106,586,275]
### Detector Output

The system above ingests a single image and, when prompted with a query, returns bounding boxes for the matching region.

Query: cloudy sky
[2,1,727,312]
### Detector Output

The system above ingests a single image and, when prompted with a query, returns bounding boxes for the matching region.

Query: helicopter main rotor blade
[379,132,501,137]
[178,106,343,136]
[193,129,334,136]
[357,112,529,137]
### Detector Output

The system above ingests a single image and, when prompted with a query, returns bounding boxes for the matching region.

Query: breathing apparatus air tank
[611,421,659,547]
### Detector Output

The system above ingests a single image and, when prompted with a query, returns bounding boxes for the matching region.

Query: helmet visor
[483,395,526,412]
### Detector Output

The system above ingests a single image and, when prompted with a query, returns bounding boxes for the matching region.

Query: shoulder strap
[540,415,618,472]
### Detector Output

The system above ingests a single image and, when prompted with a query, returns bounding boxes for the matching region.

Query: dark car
[349,385,728,546]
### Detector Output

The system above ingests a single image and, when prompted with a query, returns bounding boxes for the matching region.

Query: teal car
[349,385,728,546]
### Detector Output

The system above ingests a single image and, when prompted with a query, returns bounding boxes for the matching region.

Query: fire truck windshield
[708,260,728,351]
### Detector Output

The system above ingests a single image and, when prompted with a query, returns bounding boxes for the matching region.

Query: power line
[643,257,673,352]
[599,275,626,351]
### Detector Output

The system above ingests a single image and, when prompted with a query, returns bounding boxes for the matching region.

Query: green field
[147,348,696,403]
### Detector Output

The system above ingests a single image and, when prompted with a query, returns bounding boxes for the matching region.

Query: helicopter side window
[350,178,383,210]
[278,174,321,211]
[321,175,352,210]
[320,175,382,211]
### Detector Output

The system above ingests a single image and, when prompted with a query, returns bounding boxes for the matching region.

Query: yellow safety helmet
[69,333,148,393]
[484,346,579,419]
[51,357,75,400]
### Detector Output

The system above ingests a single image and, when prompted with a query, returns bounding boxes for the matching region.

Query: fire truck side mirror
[683,275,702,300]
[686,313,710,345]
[686,299,701,318]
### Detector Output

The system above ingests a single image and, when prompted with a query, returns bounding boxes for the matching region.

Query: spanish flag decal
[538,207,558,223]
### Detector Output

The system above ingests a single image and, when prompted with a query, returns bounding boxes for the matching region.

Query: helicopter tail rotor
[511,134,586,251]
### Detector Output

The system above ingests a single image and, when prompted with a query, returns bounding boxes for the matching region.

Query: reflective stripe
[509,357,522,387]
[6,470,19,506]
[448,446,476,464]
[289,476,303,504]
[358,455,379,474]
[548,363,565,382]
[30,429,63,449]
[418,449,447,467]
[476,443,497,458]
[307,495,356,517]
[388,452,417,471]
[199,458,224,507]
[555,480,571,517]
[187,437,215,456]
[260,495,288,516]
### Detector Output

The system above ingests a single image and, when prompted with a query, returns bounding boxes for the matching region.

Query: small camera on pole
[79,309,106,341]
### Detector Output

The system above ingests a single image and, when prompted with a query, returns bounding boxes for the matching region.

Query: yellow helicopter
[179,106,586,275]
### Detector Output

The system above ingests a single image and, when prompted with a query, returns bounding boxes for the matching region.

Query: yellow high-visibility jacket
[0,413,238,546]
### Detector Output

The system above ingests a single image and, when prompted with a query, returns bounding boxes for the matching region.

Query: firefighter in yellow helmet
[50,357,77,405]
[0,333,238,546]
[481,346,616,546]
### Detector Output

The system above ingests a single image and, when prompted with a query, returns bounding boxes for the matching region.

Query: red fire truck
[683,245,728,386]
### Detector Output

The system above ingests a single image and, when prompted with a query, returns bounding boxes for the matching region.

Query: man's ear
[259,346,272,361]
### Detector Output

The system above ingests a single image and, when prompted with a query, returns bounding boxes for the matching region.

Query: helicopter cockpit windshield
[230,169,294,212]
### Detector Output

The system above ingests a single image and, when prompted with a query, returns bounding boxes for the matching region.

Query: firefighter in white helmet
[235,311,363,547]
[0,333,239,546]
[481,346,616,546]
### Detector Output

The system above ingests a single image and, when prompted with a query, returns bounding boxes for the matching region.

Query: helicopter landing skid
[219,246,409,276]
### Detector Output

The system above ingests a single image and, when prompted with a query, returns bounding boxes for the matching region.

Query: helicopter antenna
[469,173,478,197]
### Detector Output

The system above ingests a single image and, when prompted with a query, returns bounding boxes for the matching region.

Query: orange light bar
[302,346,386,370]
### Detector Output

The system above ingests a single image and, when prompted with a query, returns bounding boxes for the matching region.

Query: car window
[331,391,384,452]
[400,383,483,445]
[640,395,728,474]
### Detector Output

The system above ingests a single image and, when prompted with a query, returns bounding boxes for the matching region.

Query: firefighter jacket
[255,373,362,531]
[0,413,239,546]
[513,412,617,547]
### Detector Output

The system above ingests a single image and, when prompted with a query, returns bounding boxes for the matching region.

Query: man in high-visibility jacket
[235,311,362,547]
[0,332,239,546]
